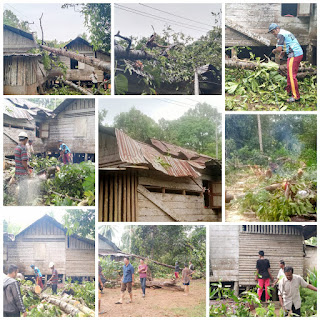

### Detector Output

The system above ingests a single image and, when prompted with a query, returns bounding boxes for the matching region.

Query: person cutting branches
[268,23,303,103]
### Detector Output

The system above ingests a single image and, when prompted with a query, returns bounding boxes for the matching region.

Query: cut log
[146,279,184,291]
[60,79,92,95]
[265,183,282,192]
[40,45,110,72]
[225,59,317,75]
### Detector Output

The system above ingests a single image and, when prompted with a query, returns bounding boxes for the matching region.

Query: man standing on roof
[269,23,303,103]
[48,262,58,295]
[58,140,71,165]
[30,265,43,289]
[14,132,31,206]
[3,264,27,317]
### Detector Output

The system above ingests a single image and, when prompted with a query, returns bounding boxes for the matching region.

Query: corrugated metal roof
[4,53,41,57]
[112,128,216,178]
[4,99,34,120]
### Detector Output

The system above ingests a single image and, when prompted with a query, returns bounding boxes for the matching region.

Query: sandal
[115,301,122,304]
[287,97,300,103]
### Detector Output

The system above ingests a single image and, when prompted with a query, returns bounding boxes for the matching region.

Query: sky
[4,207,70,232]
[4,3,87,42]
[99,96,223,125]
[115,3,221,40]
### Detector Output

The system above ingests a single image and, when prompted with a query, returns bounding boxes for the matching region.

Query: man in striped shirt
[14,132,31,205]
[48,262,59,295]
[3,265,27,317]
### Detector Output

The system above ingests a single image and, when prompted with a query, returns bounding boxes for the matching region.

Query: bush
[300,287,317,317]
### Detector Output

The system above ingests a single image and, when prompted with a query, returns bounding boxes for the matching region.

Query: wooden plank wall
[4,29,36,53]
[47,99,95,153]
[210,225,240,282]
[99,132,121,165]
[4,57,38,94]
[65,249,95,277]
[68,236,94,250]
[99,171,138,222]
[226,3,314,47]
[239,232,304,286]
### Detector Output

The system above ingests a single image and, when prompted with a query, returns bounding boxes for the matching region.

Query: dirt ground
[226,170,260,222]
[99,279,206,317]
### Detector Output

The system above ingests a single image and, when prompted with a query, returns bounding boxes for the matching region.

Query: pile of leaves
[42,161,95,206]
[30,156,60,172]
[210,282,283,317]
[225,57,317,111]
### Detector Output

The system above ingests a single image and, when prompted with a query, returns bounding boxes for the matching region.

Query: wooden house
[3,215,95,281]
[3,98,52,156]
[209,225,316,295]
[99,126,222,222]
[225,3,317,63]
[4,98,95,162]
[60,37,110,83]
[3,25,40,95]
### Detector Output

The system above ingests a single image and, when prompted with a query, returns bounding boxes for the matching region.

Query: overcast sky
[4,3,88,42]
[115,3,221,40]
[99,96,223,125]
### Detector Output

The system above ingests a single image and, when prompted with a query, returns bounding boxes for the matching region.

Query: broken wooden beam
[60,79,92,95]
[226,19,271,46]
[40,45,111,72]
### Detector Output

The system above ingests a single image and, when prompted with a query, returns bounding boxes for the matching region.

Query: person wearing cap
[255,250,274,301]
[14,132,31,205]
[26,140,34,160]
[268,23,303,103]
[58,140,71,164]
[47,262,58,295]
[30,265,43,289]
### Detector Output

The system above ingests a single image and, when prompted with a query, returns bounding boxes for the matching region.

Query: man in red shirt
[14,132,31,205]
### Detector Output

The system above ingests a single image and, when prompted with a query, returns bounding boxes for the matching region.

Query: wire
[139,3,213,28]
[157,98,199,108]
[114,4,210,34]
[4,4,34,24]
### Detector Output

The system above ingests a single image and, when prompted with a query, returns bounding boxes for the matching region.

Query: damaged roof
[65,36,109,55]
[5,98,53,118]
[100,126,221,178]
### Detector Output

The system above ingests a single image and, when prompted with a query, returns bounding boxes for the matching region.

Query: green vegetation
[225,53,317,111]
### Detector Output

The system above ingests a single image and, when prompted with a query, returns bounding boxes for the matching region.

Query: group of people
[3,262,59,317]
[256,250,317,316]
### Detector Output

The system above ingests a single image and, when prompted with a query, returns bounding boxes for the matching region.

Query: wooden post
[84,153,88,161]
[126,173,131,222]
[98,179,103,222]
[234,281,239,296]
[109,175,114,221]
[123,173,127,222]
[182,190,186,195]
[231,47,237,59]
[257,114,263,153]
[130,172,135,221]
[114,173,118,222]
[134,174,138,222]
[161,187,165,194]
[103,178,108,222]
[62,274,66,283]
[118,174,122,221]
[194,71,200,95]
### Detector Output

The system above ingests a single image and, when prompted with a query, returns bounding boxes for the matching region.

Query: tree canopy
[4,10,30,32]
[112,103,221,158]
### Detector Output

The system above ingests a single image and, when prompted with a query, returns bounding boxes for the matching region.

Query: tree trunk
[121,252,175,269]
[60,79,92,95]
[40,45,111,72]
[194,71,200,95]
[257,114,263,153]
[146,279,184,291]
[114,45,154,60]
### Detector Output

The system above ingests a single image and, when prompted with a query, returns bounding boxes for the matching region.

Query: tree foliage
[120,225,206,273]
[4,10,30,32]
[63,209,95,239]
[112,103,221,158]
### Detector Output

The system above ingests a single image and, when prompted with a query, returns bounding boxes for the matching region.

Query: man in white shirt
[278,266,317,316]
[272,260,286,306]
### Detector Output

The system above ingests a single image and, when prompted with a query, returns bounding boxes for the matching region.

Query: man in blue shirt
[269,23,303,103]
[58,139,71,164]
[30,265,43,289]
[116,257,135,304]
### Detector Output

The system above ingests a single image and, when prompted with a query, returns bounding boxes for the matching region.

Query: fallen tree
[146,279,184,291]
[40,45,110,72]
[60,79,92,95]
[120,252,175,269]
[225,59,317,78]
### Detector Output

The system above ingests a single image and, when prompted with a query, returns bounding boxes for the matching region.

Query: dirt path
[226,170,261,222]
[99,279,206,317]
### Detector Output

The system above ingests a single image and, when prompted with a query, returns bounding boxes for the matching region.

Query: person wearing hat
[14,132,31,205]
[268,23,303,103]
[255,250,274,302]
[26,139,34,160]
[58,140,71,164]
[30,265,43,289]
[47,262,58,295]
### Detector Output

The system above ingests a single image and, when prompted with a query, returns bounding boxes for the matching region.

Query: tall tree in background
[62,3,111,52]
[257,114,263,153]
[3,10,30,32]
[63,209,95,239]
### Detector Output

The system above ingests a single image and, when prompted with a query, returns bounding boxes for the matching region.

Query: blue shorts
[183,282,190,286]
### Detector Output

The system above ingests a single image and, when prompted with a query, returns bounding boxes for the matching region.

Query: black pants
[292,305,301,317]
[52,284,57,294]
[4,311,20,317]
